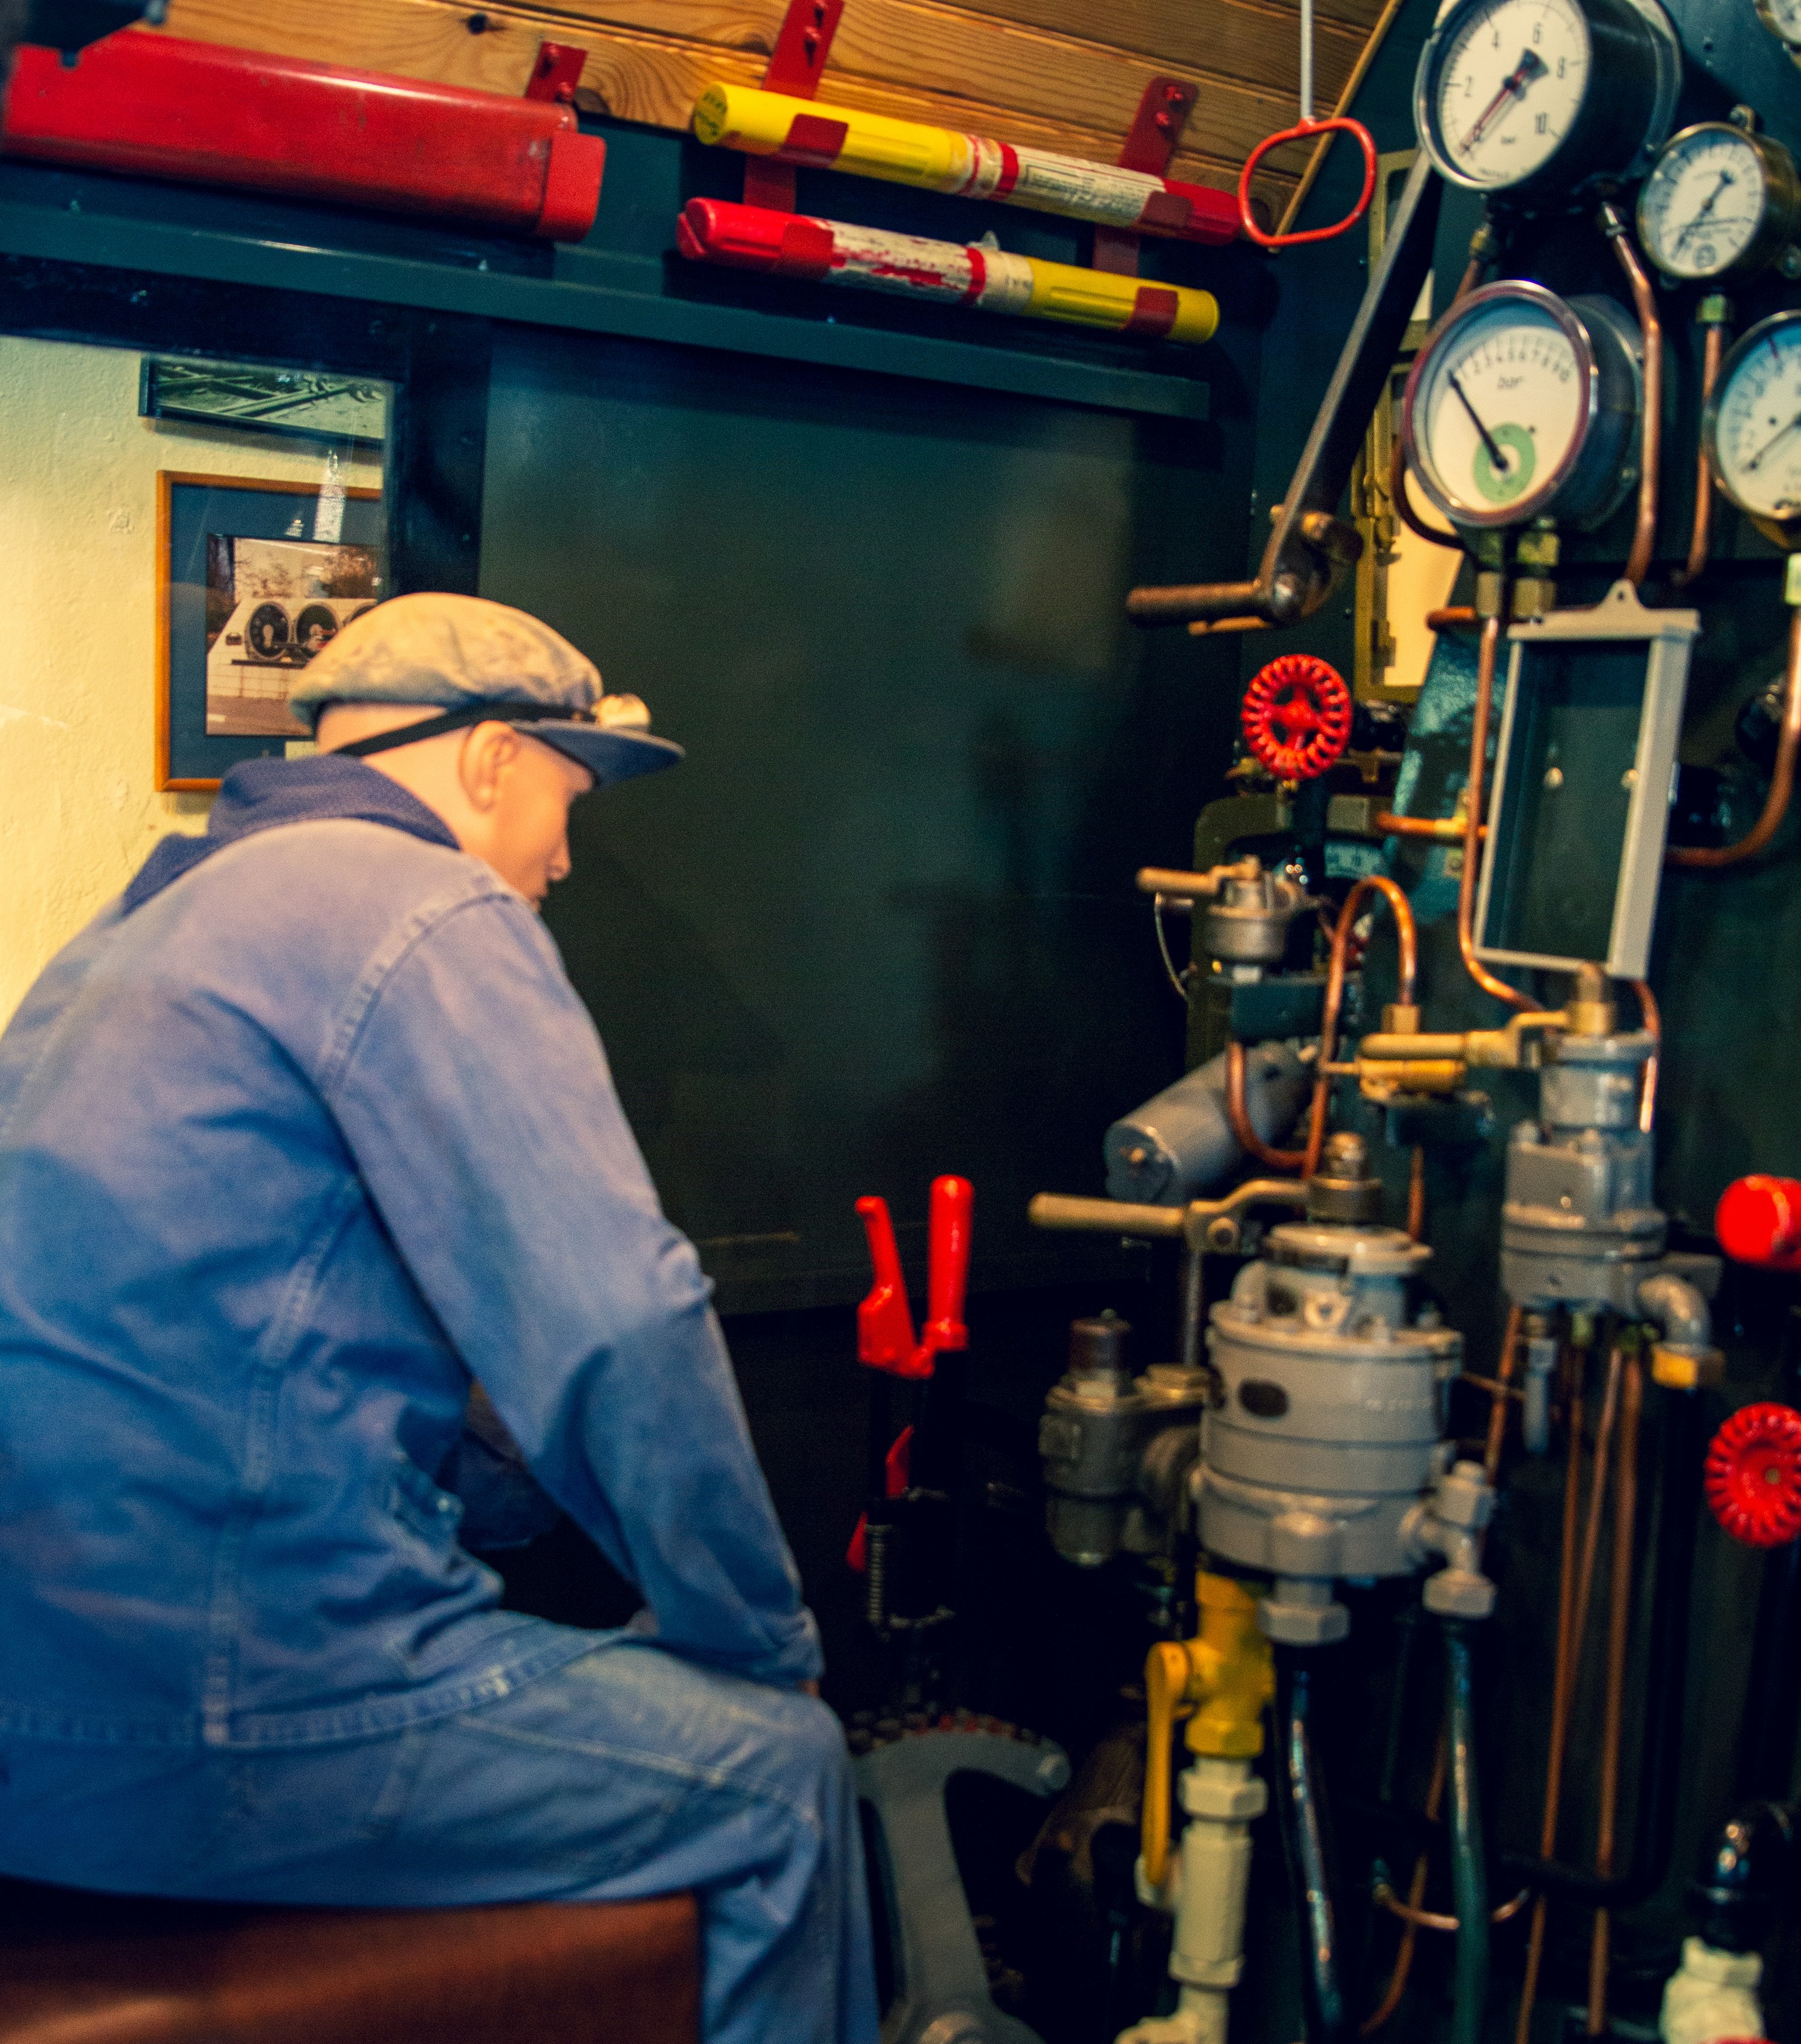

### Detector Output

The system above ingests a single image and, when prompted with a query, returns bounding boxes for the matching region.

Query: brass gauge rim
[1703,309,1801,548]
[1401,282,1604,531]
[1755,0,1801,50]
[1636,119,1801,280]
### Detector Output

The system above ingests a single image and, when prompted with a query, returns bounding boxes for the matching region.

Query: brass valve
[1141,1573,1274,1888]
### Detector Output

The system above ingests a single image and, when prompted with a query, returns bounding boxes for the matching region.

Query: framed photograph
[157,471,385,792]
[141,359,390,447]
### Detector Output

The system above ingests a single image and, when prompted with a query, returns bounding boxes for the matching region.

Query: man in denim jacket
[0,592,877,2044]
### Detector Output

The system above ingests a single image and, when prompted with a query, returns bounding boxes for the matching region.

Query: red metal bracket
[1093,74,1196,277]
[744,0,846,210]
[524,41,587,105]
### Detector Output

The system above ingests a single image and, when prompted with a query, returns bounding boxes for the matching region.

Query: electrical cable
[1151,894,1191,1001]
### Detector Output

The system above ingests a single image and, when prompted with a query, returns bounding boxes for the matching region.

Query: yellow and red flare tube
[678,198,1219,345]
[693,81,1240,245]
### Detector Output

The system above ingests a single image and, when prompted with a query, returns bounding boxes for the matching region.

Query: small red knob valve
[1241,654,1353,780]
[1706,1403,1801,1548]
[1716,1175,1801,1272]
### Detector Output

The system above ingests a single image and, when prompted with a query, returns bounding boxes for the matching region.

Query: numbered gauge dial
[1401,282,1643,529]
[1415,0,1680,203]
[1638,122,1801,279]
[1705,312,1801,546]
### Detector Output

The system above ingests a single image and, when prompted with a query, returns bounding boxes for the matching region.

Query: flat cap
[288,591,682,787]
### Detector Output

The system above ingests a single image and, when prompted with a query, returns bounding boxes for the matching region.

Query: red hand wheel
[1241,654,1353,780]
[1705,1402,1801,1548]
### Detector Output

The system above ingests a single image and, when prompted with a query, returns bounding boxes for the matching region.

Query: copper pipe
[1602,212,1661,590]
[1392,437,1465,553]
[1486,1304,1523,1478]
[1587,1353,1644,2035]
[1670,603,1801,869]
[1673,319,1724,589]
[1516,1338,1590,2044]
[1428,605,1479,630]
[1374,1881,1533,1932]
[1302,873,1422,1174]
[1362,1738,1449,2034]
[1377,810,1483,843]
[1631,979,1661,1135]
[1570,1347,1626,1687]
[1458,611,1536,1011]
[1226,1037,1309,1173]
[1407,1143,1426,1241]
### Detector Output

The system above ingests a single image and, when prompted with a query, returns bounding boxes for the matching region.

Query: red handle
[1237,117,1378,250]
[1716,1175,1801,1272]
[855,1195,917,1371]
[923,1175,973,1354]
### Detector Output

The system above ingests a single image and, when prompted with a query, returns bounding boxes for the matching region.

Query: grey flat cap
[288,592,683,787]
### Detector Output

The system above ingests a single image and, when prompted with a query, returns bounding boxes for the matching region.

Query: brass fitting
[1513,520,1560,621]
[1563,963,1617,1040]
[1141,1573,1274,1887]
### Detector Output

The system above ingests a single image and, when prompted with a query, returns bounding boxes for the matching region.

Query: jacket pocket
[387,1452,465,1549]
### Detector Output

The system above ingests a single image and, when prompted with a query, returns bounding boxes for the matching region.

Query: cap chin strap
[330,700,590,759]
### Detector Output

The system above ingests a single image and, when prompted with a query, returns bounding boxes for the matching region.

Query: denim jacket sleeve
[323,885,822,1688]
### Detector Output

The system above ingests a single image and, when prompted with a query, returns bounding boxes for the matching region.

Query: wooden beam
[156,0,1304,202]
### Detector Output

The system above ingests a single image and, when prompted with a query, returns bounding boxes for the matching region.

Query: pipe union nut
[1423,1567,1495,1620]
[1435,1460,1495,1532]
[1650,1343,1725,1392]
[1180,1771,1269,1821]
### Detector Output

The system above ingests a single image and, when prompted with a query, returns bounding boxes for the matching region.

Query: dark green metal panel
[480,326,1253,1312]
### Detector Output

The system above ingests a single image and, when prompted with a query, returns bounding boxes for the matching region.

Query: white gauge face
[1416,296,1585,516]
[1640,128,1769,278]
[1712,318,1801,518]
[1431,0,1590,188]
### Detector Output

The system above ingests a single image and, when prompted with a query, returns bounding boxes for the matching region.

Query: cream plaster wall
[0,337,382,1022]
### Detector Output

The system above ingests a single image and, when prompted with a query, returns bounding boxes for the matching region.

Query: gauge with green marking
[1401,280,1643,531]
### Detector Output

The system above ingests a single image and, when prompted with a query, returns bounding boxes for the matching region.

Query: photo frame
[157,471,386,792]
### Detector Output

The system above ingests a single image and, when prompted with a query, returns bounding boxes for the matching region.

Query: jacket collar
[124,756,460,914]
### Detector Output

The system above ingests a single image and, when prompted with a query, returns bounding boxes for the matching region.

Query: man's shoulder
[124,820,551,1025]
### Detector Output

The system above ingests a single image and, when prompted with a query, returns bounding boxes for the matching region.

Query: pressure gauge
[1704,312,1801,547]
[1401,282,1642,529]
[1414,0,1680,205]
[1638,120,1801,280]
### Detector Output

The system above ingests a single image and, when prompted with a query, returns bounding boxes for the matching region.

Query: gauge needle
[1745,408,1801,473]
[1461,49,1549,155]
[1447,370,1511,475]
[1674,170,1736,249]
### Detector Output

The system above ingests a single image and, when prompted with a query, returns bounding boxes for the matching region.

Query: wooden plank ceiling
[154,0,1385,213]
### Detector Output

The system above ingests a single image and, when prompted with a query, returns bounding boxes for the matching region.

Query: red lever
[1237,117,1378,250]
[855,1195,919,1373]
[1716,1175,1801,1273]
[1706,1403,1801,1548]
[922,1175,973,1356]
[845,1425,915,1572]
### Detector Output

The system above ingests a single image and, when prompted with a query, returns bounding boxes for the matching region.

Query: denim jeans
[0,1635,879,2044]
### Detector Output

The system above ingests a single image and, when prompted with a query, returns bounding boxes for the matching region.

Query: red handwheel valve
[1706,1403,1801,1548]
[1716,1175,1801,1272]
[1242,654,1353,780]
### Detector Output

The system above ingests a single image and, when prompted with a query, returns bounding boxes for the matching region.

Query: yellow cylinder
[693,81,967,190]
[1022,256,1218,345]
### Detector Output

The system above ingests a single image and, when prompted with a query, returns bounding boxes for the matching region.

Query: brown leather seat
[0,1877,699,2044]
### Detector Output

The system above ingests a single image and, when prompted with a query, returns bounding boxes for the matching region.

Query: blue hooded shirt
[0,758,819,1752]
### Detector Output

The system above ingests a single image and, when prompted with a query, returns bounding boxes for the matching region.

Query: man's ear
[458,722,523,812]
